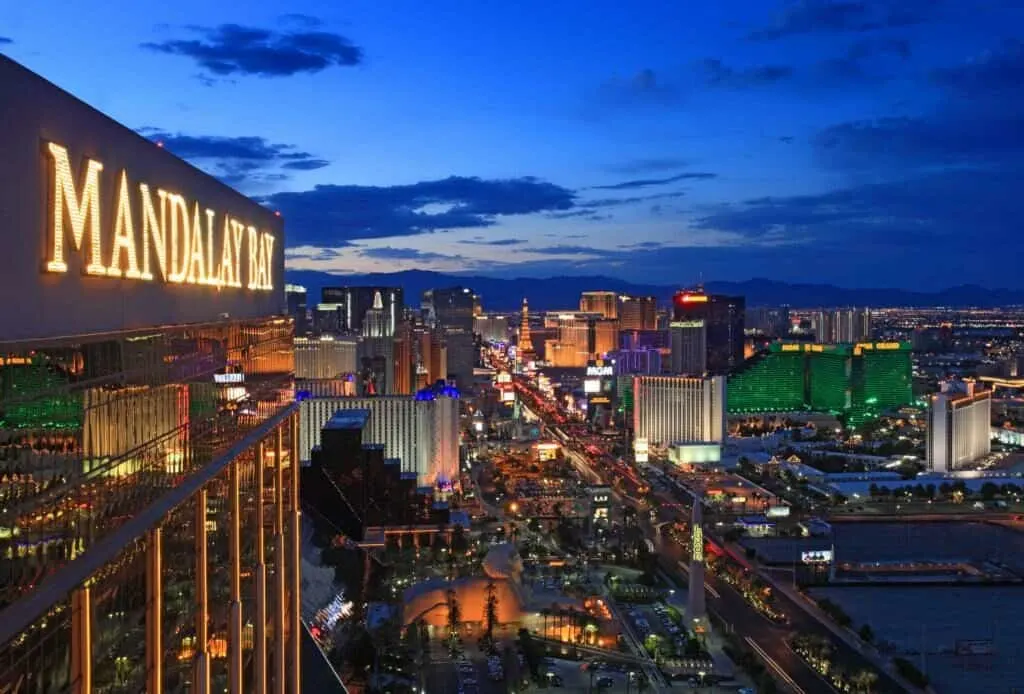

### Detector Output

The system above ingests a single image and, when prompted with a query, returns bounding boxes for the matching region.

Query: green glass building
[727,343,806,414]
[727,341,912,425]
[807,344,852,414]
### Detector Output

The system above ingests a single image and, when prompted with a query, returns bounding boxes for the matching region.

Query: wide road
[516,387,909,694]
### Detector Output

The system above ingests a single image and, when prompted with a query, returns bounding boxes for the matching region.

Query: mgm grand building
[0,56,301,693]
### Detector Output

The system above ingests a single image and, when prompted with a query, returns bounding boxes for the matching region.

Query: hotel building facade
[927,383,993,473]
[0,56,300,693]
[299,389,460,486]
[632,375,726,461]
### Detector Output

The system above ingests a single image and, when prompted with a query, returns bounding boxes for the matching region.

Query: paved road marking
[744,636,807,694]
[677,561,722,598]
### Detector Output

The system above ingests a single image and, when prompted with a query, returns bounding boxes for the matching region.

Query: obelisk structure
[687,493,707,623]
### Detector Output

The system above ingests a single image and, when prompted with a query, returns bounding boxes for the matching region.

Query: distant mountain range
[284,269,1024,311]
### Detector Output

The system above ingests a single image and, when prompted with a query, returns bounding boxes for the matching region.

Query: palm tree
[484,580,499,642]
[850,669,878,694]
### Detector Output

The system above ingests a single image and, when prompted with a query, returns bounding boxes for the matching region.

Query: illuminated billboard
[584,379,601,393]
[0,56,285,341]
[587,365,614,377]
[800,550,833,564]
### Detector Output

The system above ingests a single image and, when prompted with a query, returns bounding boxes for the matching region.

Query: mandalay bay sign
[43,142,276,291]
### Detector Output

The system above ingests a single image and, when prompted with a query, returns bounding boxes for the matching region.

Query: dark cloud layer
[457,238,526,246]
[359,247,462,262]
[815,39,1024,170]
[592,172,716,190]
[265,176,575,246]
[749,0,938,40]
[0,37,12,45]
[143,23,362,77]
[595,69,682,108]
[701,59,793,87]
[138,129,328,187]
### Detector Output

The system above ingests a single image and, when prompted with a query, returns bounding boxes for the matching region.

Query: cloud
[749,0,938,40]
[525,245,619,257]
[359,247,462,262]
[779,136,795,143]
[264,176,575,247]
[692,169,1018,254]
[592,172,717,191]
[457,238,526,246]
[607,158,691,174]
[700,59,794,87]
[142,23,362,77]
[817,36,912,81]
[595,69,682,108]
[814,39,1024,171]
[579,191,687,209]
[138,128,328,188]
[932,38,1024,96]
[0,37,12,46]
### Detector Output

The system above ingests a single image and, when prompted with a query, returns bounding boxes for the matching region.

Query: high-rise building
[632,375,726,456]
[927,382,992,472]
[612,348,662,376]
[299,386,460,485]
[392,321,415,395]
[811,308,872,344]
[415,326,448,389]
[423,287,476,389]
[322,286,404,336]
[544,313,619,367]
[286,283,309,335]
[0,56,299,692]
[580,291,618,319]
[474,314,509,343]
[670,320,707,375]
[295,335,358,379]
[727,343,808,413]
[672,289,745,373]
[618,295,658,330]
[745,306,790,337]
[726,342,912,424]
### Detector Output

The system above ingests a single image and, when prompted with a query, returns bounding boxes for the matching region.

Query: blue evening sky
[3,0,1023,289]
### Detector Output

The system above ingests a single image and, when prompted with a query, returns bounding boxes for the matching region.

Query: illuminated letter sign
[586,365,614,377]
[44,143,277,291]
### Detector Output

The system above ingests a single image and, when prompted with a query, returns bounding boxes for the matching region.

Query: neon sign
[587,365,613,377]
[44,142,276,291]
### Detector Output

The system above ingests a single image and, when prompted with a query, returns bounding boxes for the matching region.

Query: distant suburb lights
[44,142,276,291]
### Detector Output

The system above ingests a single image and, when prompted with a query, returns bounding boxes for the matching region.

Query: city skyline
[4,0,1024,289]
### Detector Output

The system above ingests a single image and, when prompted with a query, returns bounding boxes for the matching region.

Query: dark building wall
[0,57,284,342]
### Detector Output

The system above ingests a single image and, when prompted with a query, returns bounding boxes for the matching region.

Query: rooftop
[323,409,370,431]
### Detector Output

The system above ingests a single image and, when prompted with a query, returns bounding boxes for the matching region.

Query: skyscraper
[322,286,404,336]
[672,289,745,374]
[0,56,299,692]
[580,290,618,319]
[285,283,309,335]
[811,308,872,344]
[632,375,726,454]
[927,382,992,472]
[618,294,658,330]
[423,287,475,390]
[670,320,707,375]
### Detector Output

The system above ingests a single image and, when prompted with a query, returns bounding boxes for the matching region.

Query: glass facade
[851,342,913,425]
[808,345,852,414]
[727,344,806,413]
[0,318,299,694]
[727,342,911,425]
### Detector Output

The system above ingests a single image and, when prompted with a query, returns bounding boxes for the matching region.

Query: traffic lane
[656,543,835,694]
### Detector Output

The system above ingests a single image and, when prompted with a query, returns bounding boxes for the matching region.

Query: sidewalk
[755,562,919,693]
